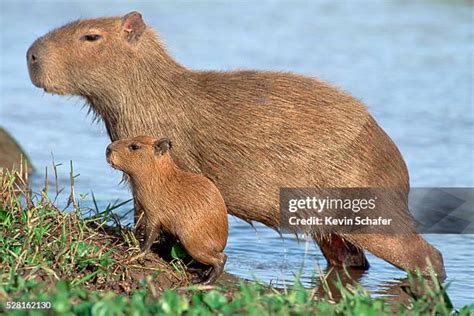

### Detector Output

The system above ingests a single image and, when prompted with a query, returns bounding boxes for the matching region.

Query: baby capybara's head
[106,135,172,175]
[27,11,153,95]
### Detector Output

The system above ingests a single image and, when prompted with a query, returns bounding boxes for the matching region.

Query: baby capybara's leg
[202,253,227,285]
[315,235,370,269]
[133,198,145,231]
[186,246,227,284]
[141,223,161,252]
[350,233,446,279]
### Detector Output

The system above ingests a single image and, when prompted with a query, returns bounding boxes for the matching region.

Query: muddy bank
[0,127,33,174]
[90,223,241,294]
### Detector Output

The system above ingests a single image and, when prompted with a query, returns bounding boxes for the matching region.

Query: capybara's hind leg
[350,233,445,279]
[202,253,227,285]
[316,235,370,269]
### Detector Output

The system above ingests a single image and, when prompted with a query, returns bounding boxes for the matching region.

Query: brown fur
[27,11,445,278]
[107,136,228,284]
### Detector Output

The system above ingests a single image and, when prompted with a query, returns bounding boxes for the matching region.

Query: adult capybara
[107,136,228,284]
[27,11,445,278]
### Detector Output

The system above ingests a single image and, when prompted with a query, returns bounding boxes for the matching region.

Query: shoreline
[1,169,471,314]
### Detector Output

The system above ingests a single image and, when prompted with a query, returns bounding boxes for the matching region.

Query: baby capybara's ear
[121,11,146,44]
[154,138,172,156]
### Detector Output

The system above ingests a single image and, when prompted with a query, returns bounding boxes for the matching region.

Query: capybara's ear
[121,11,146,44]
[154,138,172,156]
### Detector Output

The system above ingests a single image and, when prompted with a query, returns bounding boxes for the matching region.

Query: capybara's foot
[316,235,370,269]
[422,247,446,281]
[190,266,212,284]
[201,253,227,285]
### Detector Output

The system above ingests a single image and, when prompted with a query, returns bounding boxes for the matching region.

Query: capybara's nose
[29,51,37,63]
[27,39,44,66]
[106,145,112,157]
[27,46,38,64]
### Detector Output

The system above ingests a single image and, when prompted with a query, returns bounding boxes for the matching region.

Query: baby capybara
[106,136,228,284]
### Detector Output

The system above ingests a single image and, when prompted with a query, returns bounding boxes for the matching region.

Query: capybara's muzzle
[106,145,112,158]
[26,38,45,88]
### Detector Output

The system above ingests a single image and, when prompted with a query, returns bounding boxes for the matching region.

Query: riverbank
[0,169,471,315]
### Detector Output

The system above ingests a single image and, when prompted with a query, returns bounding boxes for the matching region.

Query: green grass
[0,168,473,315]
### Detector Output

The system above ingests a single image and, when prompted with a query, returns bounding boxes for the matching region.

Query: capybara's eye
[128,143,141,151]
[80,34,102,42]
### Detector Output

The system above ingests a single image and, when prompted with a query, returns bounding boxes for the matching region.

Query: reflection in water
[306,267,447,312]
[312,267,368,300]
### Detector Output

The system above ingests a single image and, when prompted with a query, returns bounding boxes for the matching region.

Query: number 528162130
[5,301,52,310]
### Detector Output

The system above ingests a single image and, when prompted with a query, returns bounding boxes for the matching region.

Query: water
[1,0,473,307]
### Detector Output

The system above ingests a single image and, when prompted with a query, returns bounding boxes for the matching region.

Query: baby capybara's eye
[80,34,102,42]
[128,143,141,151]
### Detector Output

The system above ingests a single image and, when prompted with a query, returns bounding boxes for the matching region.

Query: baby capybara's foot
[201,253,227,285]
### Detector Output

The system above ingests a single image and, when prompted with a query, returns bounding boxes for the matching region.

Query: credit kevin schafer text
[288,216,392,226]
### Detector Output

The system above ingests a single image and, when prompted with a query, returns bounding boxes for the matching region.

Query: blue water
[1,0,473,307]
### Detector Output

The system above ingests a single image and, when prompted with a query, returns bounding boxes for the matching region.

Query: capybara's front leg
[315,234,370,269]
[141,222,161,253]
[134,198,145,231]
[350,233,445,279]
[201,253,227,285]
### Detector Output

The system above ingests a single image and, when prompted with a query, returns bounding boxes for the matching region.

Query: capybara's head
[27,11,155,96]
[106,135,172,175]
